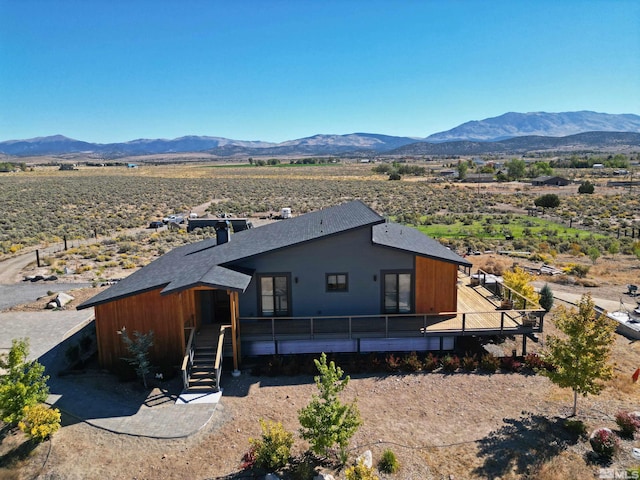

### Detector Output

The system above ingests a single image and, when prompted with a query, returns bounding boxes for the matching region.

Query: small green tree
[298,353,362,462]
[607,240,620,257]
[539,283,554,312]
[118,328,154,388]
[540,295,616,416]
[588,246,601,264]
[0,338,50,425]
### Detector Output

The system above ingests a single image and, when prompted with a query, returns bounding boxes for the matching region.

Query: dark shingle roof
[78,201,384,309]
[372,222,471,267]
[78,201,470,310]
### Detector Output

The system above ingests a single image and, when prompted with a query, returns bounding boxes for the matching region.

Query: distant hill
[0,133,418,157]
[426,111,640,142]
[1,111,639,157]
[391,131,640,156]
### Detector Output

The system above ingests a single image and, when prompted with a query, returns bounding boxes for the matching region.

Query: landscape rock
[356,449,373,468]
[46,301,57,309]
[55,292,75,307]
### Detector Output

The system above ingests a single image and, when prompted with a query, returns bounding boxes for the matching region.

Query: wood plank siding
[415,256,458,314]
[94,287,197,368]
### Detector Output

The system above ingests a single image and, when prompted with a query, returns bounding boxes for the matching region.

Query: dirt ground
[1,256,640,479]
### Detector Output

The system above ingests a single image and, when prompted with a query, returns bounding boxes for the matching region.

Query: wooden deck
[237,273,544,355]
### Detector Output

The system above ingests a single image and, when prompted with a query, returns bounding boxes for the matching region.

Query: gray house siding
[233,226,414,317]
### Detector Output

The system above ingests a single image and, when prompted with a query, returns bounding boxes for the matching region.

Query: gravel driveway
[0,283,91,311]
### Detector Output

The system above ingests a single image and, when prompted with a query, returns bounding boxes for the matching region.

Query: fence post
[36,249,40,268]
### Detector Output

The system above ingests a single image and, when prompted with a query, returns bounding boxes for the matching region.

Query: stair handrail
[213,325,230,390]
[181,327,196,391]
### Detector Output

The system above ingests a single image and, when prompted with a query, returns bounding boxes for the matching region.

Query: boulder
[264,474,280,480]
[55,292,74,307]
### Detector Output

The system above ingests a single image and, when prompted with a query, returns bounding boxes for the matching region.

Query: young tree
[502,266,539,309]
[0,338,50,425]
[539,283,554,312]
[588,246,601,264]
[540,295,616,416]
[298,353,362,462]
[118,328,154,388]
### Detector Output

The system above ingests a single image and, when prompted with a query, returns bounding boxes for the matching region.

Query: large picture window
[383,272,412,314]
[259,274,290,316]
[326,273,348,292]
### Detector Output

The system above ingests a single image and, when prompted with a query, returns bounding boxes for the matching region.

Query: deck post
[461,313,466,333]
[229,290,240,373]
[522,334,527,355]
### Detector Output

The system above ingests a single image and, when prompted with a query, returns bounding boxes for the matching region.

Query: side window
[259,274,290,316]
[383,272,412,314]
[326,273,348,292]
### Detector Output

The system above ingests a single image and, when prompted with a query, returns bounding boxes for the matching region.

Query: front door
[198,290,231,325]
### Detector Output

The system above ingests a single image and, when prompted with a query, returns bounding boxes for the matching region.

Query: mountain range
[1,111,639,157]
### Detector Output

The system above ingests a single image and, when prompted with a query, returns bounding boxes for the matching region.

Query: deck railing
[471,268,542,311]
[239,309,544,342]
[181,327,196,391]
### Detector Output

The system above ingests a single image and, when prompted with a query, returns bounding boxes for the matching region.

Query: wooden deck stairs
[187,324,220,391]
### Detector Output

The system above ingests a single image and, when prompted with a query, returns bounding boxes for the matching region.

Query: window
[259,274,290,316]
[326,273,348,292]
[383,272,412,314]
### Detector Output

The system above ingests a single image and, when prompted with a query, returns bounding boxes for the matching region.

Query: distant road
[0,251,35,284]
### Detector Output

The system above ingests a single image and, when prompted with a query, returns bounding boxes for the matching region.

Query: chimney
[214,220,231,245]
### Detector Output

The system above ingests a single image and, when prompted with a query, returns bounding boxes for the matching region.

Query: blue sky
[1,1,639,143]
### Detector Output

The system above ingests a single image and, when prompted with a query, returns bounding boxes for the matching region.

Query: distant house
[531,176,570,187]
[462,173,494,183]
[127,163,138,168]
[78,201,543,391]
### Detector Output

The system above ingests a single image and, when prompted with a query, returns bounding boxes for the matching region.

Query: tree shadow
[473,412,583,478]
[0,436,39,469]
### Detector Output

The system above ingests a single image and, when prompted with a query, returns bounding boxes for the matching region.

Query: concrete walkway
[47,375,218,439]
[0,309,218,439]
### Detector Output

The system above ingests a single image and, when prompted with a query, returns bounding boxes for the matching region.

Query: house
[462,173,494,183]
[531,176,570,187]
[78,201,543,389]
